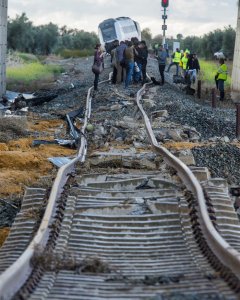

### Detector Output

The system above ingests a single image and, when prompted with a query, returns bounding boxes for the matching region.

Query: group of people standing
[156,46,200,86]
[156,45,228,100]
[93,41,228,101]
[92,38,148,91]
[110,38,149,88]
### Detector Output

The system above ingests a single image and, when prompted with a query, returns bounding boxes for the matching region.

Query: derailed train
[98,17,141,52]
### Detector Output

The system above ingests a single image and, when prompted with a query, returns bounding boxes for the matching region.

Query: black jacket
[187,57,200,71]
[134,47,148,65]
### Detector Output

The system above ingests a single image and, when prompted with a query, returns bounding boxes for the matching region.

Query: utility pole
[0,0,8,98]
[232,0,240,101]
[232,0,240,138]
[161,0,169,47]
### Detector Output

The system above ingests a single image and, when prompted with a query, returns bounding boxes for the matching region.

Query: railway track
[1,69,240,299]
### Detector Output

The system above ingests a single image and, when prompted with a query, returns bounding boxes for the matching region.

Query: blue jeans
[125,62,134,88]
[188,69,197,83]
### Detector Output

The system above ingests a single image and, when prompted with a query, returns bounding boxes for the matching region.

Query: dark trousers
[142,62,147,82]
[111,66,117,84]
[158,64,165,84]
[94,73,99,90]
[216,79,225,100]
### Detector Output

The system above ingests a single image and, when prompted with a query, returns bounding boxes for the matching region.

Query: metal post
[236,103,240,139]
[162,7,166,46]
[0,0,8,98]
[211,88,216,108]
[197,80,201,99]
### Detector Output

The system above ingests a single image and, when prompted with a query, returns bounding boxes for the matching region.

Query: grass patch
[7,62,63,83]
[59,48,93,58]
[6,62,64,91]
[198,59,232,89]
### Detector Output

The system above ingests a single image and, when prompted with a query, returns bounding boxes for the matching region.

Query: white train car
[98,17,141,52]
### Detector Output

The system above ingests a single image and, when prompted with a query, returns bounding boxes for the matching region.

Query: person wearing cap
[215,58,228,101]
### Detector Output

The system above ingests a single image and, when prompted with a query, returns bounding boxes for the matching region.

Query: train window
[122,25,137,34]
[101,27,117,41]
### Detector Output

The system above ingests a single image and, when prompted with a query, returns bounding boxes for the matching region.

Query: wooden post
[197,80,201,99]
[236,103,240,139]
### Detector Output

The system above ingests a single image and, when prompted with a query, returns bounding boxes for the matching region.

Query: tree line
[7,13,99,55]
[142,26,236,60]
[8,13,236,59]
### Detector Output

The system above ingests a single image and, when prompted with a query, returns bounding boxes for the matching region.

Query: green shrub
[17,52,39,63]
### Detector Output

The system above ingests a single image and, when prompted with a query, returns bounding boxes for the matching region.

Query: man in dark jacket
[116,41,127,83]
[156,45,168,85]
[139,40,148,84]
[186,53,200,84]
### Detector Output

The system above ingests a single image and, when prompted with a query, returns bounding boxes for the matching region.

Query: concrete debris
[175,149,196,166]
[151,110,169,119]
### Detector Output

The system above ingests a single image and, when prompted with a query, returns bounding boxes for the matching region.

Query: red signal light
[161,0,169,7]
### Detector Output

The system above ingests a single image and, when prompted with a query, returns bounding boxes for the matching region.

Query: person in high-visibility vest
[215,58,228,101]
[166,48,181,76]
[180,52,189,77]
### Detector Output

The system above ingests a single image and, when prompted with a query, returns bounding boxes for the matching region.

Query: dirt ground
[0,56,88,243]
[0,118,76,244]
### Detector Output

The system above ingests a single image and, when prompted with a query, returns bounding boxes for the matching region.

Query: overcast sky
[8,0,238,38]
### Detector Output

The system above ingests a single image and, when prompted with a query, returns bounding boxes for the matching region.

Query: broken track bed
[1,65,240,299]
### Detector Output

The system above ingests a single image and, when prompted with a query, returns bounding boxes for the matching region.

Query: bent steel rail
[0,75,111,300]
[136,83,240,279]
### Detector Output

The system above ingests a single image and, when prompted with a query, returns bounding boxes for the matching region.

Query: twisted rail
[0,75,111,300]
[136,83,240,279]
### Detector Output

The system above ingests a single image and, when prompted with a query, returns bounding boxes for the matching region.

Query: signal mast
[161,0,169,46]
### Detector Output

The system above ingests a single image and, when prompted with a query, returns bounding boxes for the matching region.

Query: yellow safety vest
[181,55,188,70]
[216,64,228,81]
[173,51,181,63]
